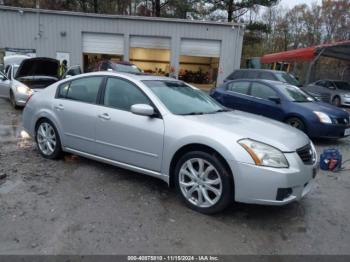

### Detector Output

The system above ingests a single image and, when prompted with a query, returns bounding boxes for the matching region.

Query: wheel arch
[33,111,64,144]
[168,143,234,189]
[283,113,308,132]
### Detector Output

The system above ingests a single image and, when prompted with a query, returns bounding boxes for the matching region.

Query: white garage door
[82,33,124,55]
[130,36,171,49]
[181,39,221,57]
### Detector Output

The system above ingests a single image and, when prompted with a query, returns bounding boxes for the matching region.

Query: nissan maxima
[23,72,317,214]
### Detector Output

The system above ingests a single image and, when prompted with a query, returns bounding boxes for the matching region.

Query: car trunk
[15,57,60,89]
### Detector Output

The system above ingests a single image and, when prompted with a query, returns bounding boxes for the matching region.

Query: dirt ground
[0,97,350,255]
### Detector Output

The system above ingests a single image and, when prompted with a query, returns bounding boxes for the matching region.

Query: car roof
[233,69,286,74]
[226,78,286,86]
[73,71,179,82]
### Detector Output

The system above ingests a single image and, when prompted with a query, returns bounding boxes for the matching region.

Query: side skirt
[63,147,170,184]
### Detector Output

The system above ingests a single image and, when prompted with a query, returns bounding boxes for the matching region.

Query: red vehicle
[93,60,143,74]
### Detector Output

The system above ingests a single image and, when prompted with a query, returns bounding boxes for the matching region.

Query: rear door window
[226,81,250,95]
[64,76,103,103]
[250,82,277,100]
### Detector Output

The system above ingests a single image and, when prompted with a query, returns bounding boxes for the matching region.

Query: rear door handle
[98,113,111,120]
[54,104,64,110]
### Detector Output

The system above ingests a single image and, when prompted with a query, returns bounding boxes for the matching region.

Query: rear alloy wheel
[332,96,341,107]
[175,151,233,214]
[36,120,62,159]
[286,117,306,132]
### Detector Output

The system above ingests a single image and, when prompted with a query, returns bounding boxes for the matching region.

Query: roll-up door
[180,39,221,58]
[130,36,171,49]
[82,33,124,55]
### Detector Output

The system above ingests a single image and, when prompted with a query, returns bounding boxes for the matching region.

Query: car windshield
[143,80,226,115]
[334,81,350,90]
[276,84,315,102]
[275,72,300,86]
[113,63,142,74]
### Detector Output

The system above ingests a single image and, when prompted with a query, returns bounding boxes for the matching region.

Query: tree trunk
[155,0,160,17]
[227,0,234,22]
[93,0,98,13]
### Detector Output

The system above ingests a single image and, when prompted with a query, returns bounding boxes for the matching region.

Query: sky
[279,0,323,8]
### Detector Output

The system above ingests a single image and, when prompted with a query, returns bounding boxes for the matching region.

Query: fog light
[276,188,292,201]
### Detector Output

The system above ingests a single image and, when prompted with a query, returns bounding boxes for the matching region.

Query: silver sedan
[23,72,317,214]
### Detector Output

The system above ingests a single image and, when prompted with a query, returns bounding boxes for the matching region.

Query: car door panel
[54,76,103,154]
[0,74,10,98]
[54,100,98,153]
[221,81,252,111]
[95,107,164,172]
[94,77,164,172]
[249,82,284,121]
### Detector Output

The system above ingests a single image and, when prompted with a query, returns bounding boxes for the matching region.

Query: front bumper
[308,122,350,138]
[340,96,350,106]
[14,92,31,107]
[232,152,317,205]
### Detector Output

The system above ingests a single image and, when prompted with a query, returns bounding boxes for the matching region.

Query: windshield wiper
[213,109,231,113]
[179,112,205,115]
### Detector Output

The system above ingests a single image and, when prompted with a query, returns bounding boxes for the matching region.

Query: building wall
[0,6,243,85]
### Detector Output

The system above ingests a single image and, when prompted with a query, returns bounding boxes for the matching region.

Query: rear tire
[35,119,63,159]
[174,151,234,214]
[285,117,306,133]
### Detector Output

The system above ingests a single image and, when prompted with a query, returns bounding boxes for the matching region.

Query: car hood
[183,110,310,152]
[295,101,349,118]
[15,57,60,79]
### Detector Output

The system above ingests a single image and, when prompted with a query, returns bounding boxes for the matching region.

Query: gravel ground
[0,97,350,255]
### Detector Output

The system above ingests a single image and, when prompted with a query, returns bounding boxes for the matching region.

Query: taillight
[25,94,33,106]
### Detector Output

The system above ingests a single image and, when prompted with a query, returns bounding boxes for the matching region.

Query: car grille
[297,144,314,165]
[334,117,350,125]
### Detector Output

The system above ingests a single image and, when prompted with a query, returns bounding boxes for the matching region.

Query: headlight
[238,139,289,168]
[313,111,332,124]
[16,85,32,95]
[344,94,350,98]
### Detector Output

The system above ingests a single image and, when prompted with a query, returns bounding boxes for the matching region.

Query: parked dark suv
[93,60,143,74]
[225,69,301,87]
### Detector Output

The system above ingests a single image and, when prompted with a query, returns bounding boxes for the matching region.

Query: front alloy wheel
[179,158,222,208]
[36,120,62,159]
[175,151,233,214]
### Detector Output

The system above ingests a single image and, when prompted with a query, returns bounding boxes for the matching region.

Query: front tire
[35,119,63,159]
[285,117,306,132]
[332,96,341,107]
[10,91,19,109]
[174,151,233,214]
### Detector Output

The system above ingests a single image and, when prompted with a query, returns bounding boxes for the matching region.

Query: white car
[0,56,60,108]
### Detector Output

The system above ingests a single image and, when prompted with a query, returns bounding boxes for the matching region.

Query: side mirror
[0,75,7,81]
[131,104,155,117]
[268,97,281,104]
[65,74,72,79]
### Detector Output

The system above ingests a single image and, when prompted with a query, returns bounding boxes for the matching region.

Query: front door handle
[98,113,111,120]
[54,104,64,110]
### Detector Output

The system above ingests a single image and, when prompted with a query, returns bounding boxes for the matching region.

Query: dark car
[225,69,301,87]
[304,80,350,107]
[93,60,143,74]
[210,79,350,139]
